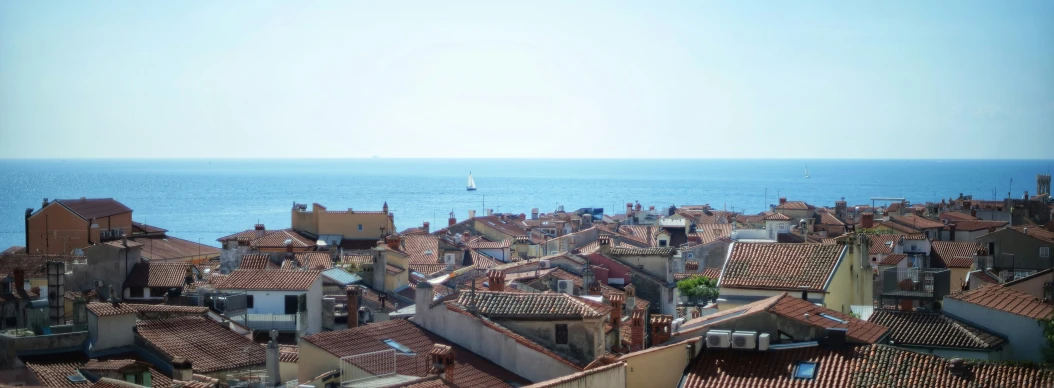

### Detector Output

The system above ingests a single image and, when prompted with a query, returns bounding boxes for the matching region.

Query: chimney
[624,283,637,312]
[971,209,977,217]
[386,234,401,251]
[949,223,956,241]
[487,269,505,292]
[13,268,25,293]
[415,282,434,318]
[947,358,971,377]
[429,344,456,383]
[265,330,282,387]
[171,357,194,382]
[346,286,361,327]
[422,222,430,233]
[779,197,787,205]
[42,198,49,209]
[635,203,642,212]
[461,231,471,243]
[650,314,672,346]
[861,213,874,229]
[383,201,389,214]
[609,294,624,327]
[531,208,539,220]
[255,224,266,239]
[448,211,457,226]
[630,308,646,351]
[486,209,493,216]
[468,209,476,219]
[598,236,612,255]
[626,203,633,215]
[583,265,599,295]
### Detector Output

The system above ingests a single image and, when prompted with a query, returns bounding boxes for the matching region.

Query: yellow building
[292,202,395,247]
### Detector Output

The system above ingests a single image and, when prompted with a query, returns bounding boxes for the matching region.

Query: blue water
[1,159,1050,250]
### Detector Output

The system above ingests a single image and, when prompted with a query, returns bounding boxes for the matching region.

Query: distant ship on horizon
[467,172,477,191]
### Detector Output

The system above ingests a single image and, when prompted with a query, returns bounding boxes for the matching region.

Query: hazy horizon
[3,1,1053,159]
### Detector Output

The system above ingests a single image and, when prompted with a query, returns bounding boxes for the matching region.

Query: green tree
[676,275,719,304]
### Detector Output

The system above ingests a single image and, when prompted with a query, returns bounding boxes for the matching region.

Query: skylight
[818,313,847,324]
[794,361,818,379]
[383,338,415,354]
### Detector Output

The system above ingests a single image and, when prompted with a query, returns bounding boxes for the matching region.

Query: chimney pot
[779,197,788,205]
[422,222,430,233]
[346,286,361,327]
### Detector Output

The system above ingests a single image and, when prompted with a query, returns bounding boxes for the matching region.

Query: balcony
[228,314,299,332]
[878,267,950,309]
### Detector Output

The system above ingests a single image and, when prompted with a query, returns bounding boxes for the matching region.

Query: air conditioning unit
[557,279,574,294]
[758,333,770,351]
[539,260,552,269]
[93,280,104,287]
[732,331,757,349]
[706,330,731,348]
[443,254,455,265]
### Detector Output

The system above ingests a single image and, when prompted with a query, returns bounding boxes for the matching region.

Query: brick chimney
[624,283,637,313]
[861,213,874,229]
[650,314,672,346]
[429,344,456,383]
[386,234,401,251]
[487,269,505,292]
[13,268,25,293]
[630,308,646,351]
[635,203,642,212]
[598,236,612,255]
[779,197,787,205]
[422,222,430,233]
[448,212,457,226]
[346,286,361,328]
[608,293,624,327]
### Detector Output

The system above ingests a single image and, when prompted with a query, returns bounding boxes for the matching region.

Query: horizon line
[2,157,1054,161]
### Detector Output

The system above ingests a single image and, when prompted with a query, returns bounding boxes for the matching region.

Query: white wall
[88,313,136,352]
[242,278,323,334]
[413,305,580,382]
[943,298,1044,362]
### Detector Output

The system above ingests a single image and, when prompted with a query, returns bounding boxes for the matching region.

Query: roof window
[382,338,415,354]
[793,361,818,379]
[818,313,846,324]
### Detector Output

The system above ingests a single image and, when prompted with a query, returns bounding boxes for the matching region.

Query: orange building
[25,198,133,255]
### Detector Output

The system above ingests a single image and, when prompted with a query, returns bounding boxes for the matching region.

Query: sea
[1,159,1051,250]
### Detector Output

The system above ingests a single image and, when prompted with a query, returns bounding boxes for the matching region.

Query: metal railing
[230,314,298,331]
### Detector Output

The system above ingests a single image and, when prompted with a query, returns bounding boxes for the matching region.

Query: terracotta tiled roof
[817,212,845,226]
[26,361,89,387]
[674,268,721,282]
[721,243,844,292]
[868,310,1005,350]
[0,253,79,278]
[947,284,1054,320]
[946,220,1007,232]
[124,262,195,289]
[132,304,210,314]
[402,235,443,266]
[1006,225,1054,244]
[53,198,132,219]
[890,215,945,230]
[682,343,1054,387]
[867,234,902,255]
[608,247,675,256]
[136,316,265,373]
[216,228,314,248]
[475,216,529,237]
[215,269,320,291]
[764,212,792,221]
[966,270,1002,285]
[940,211,980,221]
[930,241,982,268]
[301,319,528,387]
[775,201,814,211]
[131,221,168,235]
[1,245,24,254]
[90,378,143,388]
[87,302,139,317]
[131,237,220,261]
[291,252,333,270]
[454,291,607,318]
[945,256,975,268]
[878,253,908,266]
[238,254,276,270]
[695,224,733,246]
[768,294,888,344]
[80,359,138,371]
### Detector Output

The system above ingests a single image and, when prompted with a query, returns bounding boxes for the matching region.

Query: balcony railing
[229,314,298,332]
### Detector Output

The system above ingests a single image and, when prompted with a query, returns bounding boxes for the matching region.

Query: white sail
[467,172,477,190]
[805,165,810,178]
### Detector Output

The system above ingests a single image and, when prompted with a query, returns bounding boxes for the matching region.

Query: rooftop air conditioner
[557,279,574,294]
[539,260,552,269]
[758,333,770,351]
[732,331,757,349]
[706,330,731,348]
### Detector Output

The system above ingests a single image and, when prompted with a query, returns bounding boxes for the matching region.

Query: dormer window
[793,361,818,380]
[1,280,9,294]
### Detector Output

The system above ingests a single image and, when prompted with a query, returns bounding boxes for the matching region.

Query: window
[555,324,568,344]
[284,295,299,314]
[130,287,144,298]
[794,361,818,380]
[124,374,136,383]
[988,242,996,256]
[1045,282,1053,301]
[686,252,694,259]
[659,240,668,247]
[246,295,254,309]
[358,224,363,231]
[382,339,415,354]
[150,287,167,297]
[1041,247,1050,258]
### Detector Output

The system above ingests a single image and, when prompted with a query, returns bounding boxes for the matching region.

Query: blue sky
[1,1,1052,159]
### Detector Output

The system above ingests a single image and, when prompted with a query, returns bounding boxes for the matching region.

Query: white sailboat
[805,165,810,179]
[467,172,477,191]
